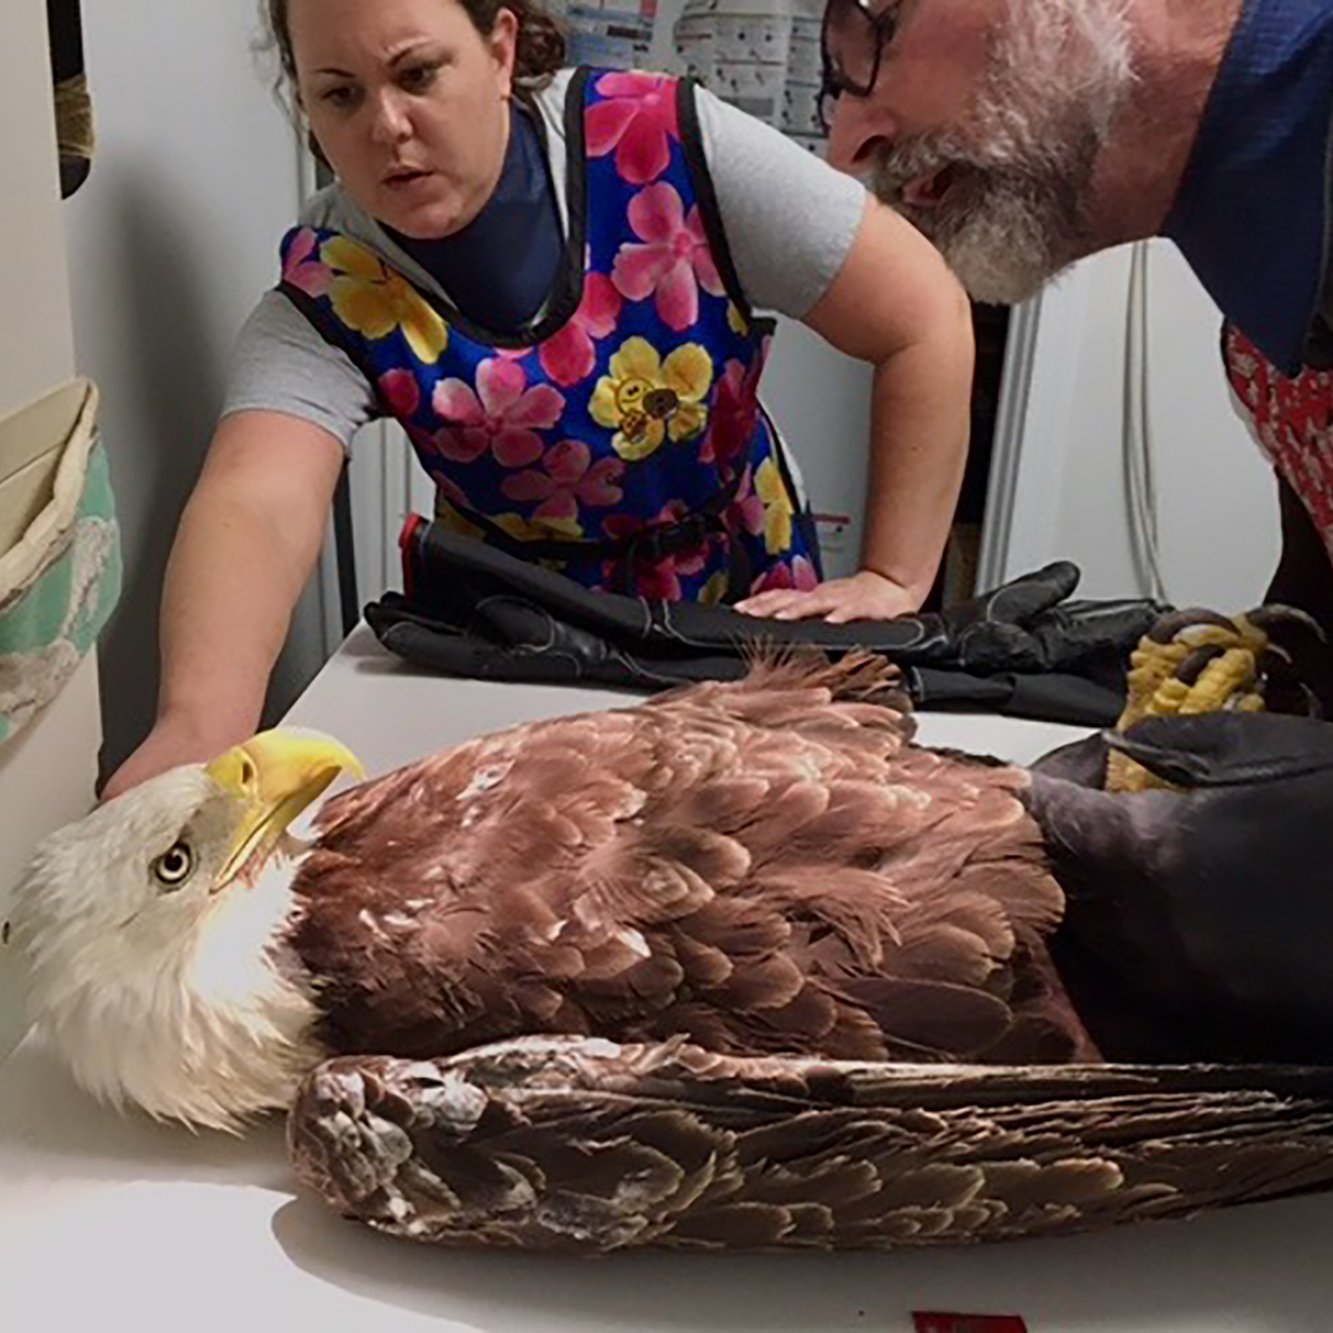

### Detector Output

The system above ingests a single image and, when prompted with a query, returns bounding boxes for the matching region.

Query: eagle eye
[152,841,195,890]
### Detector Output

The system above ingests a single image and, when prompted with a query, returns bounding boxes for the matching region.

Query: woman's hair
[264,0,566,94]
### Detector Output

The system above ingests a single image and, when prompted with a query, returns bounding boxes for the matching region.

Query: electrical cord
[1123,240,1172,603]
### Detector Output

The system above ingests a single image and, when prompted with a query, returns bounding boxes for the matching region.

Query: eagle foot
[1109,605,1319,793]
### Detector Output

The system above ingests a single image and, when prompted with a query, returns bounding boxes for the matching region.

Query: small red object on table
[912,1316,1029,1333]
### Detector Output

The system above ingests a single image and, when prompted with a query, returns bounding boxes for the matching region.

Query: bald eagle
[6,601,1328,1147]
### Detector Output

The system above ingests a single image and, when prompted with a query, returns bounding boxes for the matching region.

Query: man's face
[826,0,1135,304]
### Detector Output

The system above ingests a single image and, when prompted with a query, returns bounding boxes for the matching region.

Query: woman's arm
[736,196,975,623]
[100,410,346,799]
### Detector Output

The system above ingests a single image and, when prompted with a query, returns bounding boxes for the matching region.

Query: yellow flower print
[755,457,794,555]
[433,494,484,541]
[727,302,750,337]
[494,512,585,543]
[699,571,729,605]
[589,336,713,462]
[323,236,448,364]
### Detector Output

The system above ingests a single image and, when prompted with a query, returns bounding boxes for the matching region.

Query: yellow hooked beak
[205,728,365,891]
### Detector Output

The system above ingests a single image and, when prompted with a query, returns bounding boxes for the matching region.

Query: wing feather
[288,1037,1333,1252]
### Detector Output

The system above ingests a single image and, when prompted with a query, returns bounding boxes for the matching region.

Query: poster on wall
[670,0,826,153]
[551,0,660,70]
[553,0,828,152]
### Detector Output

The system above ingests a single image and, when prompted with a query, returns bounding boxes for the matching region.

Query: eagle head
[5,728,363,1132]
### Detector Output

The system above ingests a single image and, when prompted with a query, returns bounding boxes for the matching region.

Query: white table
[3,625,1330,1333]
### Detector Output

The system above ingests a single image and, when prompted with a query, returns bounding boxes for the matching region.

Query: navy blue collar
[1163,0,1333,373]
[386,101,564,336]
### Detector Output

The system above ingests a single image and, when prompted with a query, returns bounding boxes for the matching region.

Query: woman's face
[289,0,518,239]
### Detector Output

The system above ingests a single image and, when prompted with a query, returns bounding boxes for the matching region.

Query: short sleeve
[221,290,379,451]
[690,85,868,319]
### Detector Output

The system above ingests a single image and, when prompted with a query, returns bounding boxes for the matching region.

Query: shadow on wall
[82,170,326,785]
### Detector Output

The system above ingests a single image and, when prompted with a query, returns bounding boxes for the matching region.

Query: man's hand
[734,569,924,624]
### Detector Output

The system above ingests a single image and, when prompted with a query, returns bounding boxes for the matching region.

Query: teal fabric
[0,431,121,747]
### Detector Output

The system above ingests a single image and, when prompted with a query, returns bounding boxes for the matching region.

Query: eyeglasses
[818,0,901,132]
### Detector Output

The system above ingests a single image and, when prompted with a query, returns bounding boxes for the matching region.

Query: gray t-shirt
[223,70,867,450]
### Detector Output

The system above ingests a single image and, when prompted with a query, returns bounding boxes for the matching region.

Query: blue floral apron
[276,67,822,602]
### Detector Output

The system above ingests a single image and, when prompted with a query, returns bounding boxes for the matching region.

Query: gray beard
[870,128,1101,305]
[867,0,1133,304]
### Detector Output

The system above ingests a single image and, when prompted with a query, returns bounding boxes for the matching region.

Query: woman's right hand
[99,714,241,803]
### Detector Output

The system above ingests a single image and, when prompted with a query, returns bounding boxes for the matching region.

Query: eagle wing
[287,1036,1333,1252]
[289,655,1087,1066]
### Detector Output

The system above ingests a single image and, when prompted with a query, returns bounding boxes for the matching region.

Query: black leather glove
[1027,711,1333,1064]
[364,520,1168,726]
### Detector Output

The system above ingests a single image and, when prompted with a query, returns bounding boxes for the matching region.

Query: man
[821,0,1333,658]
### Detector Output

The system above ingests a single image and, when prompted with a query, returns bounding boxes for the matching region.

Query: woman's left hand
[733,569,924,624]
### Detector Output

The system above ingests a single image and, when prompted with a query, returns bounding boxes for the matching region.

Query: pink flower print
[431,358,565,467]
[501,440,625,521]
[602,503,716,600]
[537,274,623,387]
[701,358,761,468]
[378,369,421,419]
[382,371,447,462]
[603,502,687,543]
[748,555,819,596]
[612,184,724,332]
[586,72,681,185]
[282,227,334,297]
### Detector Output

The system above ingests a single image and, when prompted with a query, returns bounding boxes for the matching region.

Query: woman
[103,0,973,797]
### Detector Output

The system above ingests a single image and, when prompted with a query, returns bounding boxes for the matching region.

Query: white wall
[0,3,77,423]
[758,321,873,577]
[65,0,331,777]
[996,241,1281,609]
[0,0,103,1011]
[764,244,1286,609]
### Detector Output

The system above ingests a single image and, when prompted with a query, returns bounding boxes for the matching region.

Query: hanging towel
[0,379,121,748]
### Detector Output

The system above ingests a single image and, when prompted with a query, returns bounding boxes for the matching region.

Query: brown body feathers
[289,654,1097,1068]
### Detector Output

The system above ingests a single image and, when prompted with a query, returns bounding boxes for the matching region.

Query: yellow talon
[1109,611,1274,793]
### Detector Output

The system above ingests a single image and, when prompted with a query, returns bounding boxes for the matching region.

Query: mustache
[868,126,1067,198]
[869,135,962,202]
[859,127,1100,307]
[867,130,1093,230]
